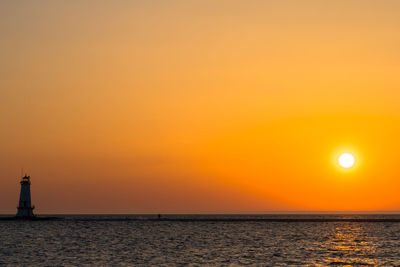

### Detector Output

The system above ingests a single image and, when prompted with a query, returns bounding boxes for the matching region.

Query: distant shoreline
[0,216,59,221]
[3,215,400,222]
[59,218,400,222]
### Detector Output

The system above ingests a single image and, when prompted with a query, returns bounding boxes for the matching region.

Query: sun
[338,153,355,168]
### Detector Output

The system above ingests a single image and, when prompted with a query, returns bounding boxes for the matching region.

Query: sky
[1,0,400,214]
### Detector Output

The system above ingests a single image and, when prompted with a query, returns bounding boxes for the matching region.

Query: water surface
[1,214,400,266]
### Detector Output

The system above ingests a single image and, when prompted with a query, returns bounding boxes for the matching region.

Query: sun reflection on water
[319,223,377,266]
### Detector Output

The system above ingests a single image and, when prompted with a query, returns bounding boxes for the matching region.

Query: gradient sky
[1,0,400,213]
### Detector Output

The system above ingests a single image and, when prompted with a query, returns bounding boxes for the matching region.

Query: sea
[1,214,400,266]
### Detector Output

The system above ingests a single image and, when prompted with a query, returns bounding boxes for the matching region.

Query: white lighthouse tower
[16,174,35,218]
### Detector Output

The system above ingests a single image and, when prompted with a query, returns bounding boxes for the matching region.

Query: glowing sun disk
[338,153,355,168]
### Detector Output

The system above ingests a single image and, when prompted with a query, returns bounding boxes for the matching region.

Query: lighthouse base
[16,207,35,218]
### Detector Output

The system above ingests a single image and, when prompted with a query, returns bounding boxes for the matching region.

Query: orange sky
[1,0,400,213]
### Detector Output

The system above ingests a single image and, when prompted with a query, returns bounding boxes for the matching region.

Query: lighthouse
[16,174,35,218]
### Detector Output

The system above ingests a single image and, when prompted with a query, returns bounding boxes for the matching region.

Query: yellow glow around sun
[338,153,355,168]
